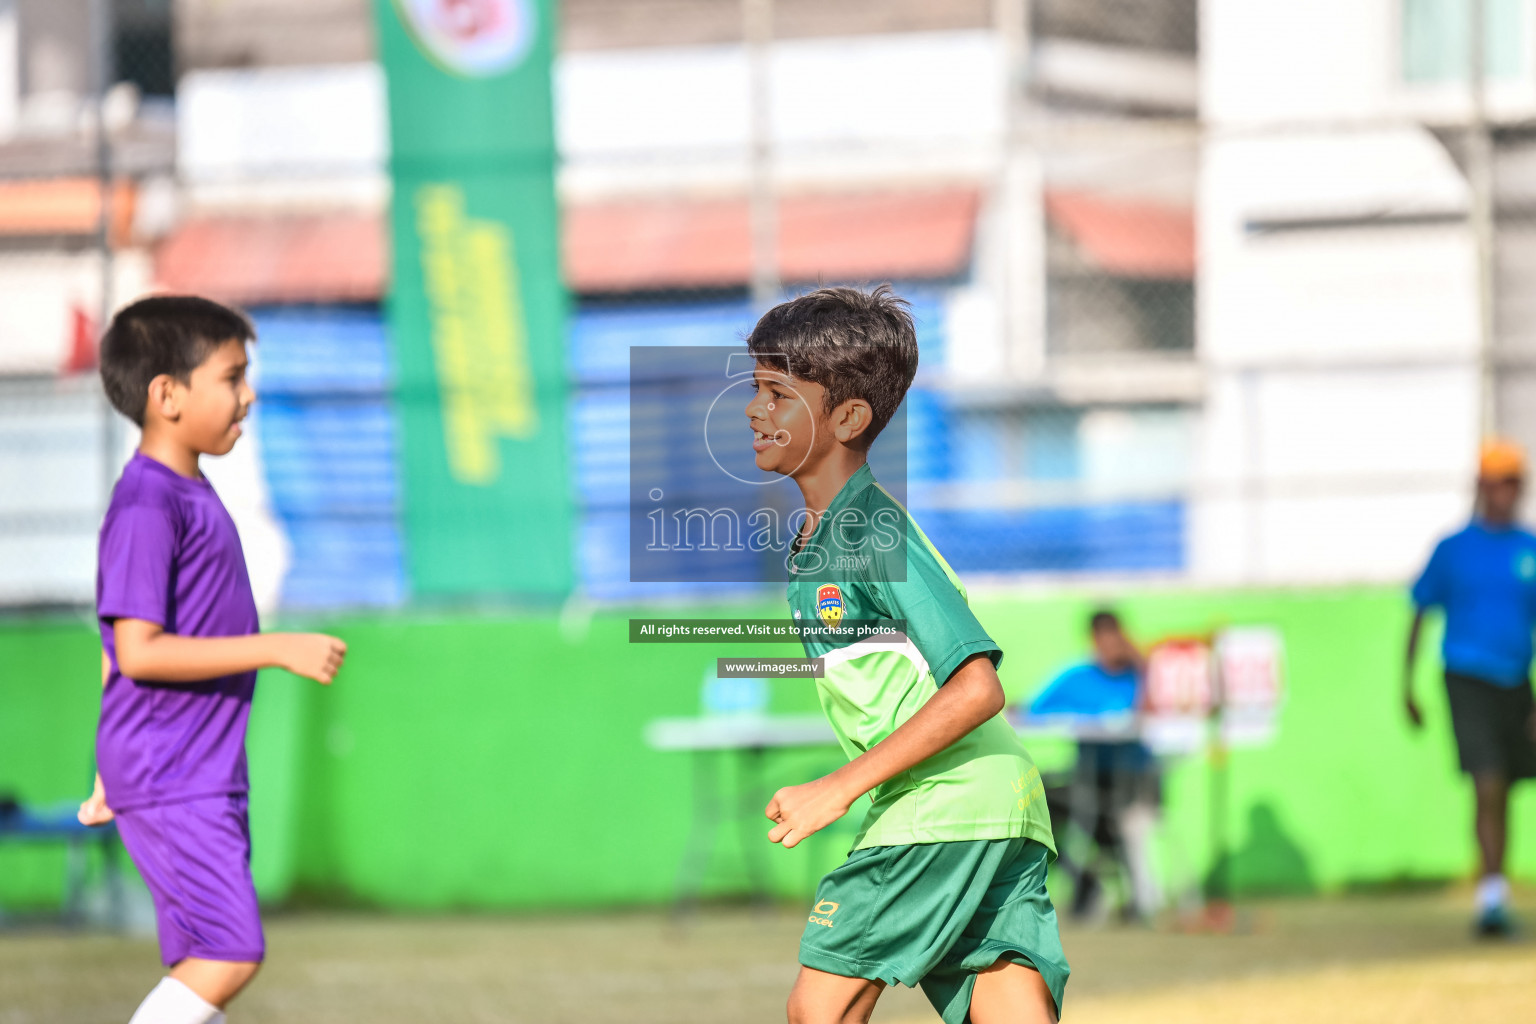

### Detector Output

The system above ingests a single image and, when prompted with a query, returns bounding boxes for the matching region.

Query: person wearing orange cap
[1406,438,1536,937]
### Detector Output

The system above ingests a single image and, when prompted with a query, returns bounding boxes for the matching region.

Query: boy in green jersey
[746,287,1067,1023]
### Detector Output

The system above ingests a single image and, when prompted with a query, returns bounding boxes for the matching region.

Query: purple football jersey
[96,451,260,811]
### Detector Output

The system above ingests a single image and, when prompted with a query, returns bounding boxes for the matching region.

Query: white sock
[1119,803,1164,918]
[1476,874,1509,912]
[127,978,223,1024]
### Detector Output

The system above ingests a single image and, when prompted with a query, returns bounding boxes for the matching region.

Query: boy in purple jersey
[75,295,347,1024]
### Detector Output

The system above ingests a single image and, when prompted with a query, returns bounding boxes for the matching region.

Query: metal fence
[0,0,1523,609]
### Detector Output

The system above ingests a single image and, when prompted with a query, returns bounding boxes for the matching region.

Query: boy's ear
[831,398,873,445]
[145,374,183,423]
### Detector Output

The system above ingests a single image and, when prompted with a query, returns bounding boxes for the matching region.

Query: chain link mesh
[0,0,1521,608]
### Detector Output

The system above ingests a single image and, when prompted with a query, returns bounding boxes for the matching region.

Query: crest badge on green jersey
[817,584,845,627]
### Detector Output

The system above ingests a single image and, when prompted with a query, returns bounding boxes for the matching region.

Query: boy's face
[152,338,255,455]
[744,363,829,479]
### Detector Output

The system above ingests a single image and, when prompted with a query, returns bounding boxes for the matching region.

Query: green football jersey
[787,464,1055,853]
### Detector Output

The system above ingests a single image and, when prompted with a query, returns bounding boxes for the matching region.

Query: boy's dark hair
[100,295,255,426]
[1089,609,1121,633]
[746,284,918,450]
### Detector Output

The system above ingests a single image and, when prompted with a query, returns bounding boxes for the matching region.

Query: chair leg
[104,831,127,930]
[673,750,721,917]
[63,837,85,926]
[736,747,771,906]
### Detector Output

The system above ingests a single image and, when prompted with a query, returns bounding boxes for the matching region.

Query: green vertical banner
[375,0,572,598]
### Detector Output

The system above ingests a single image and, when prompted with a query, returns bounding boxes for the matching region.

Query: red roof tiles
[0,178,135,242]
[156,188,980,304]
[151,186,1194,305]
[564,187,980,292]
[1044,190,1195,279]
[154,212,387,306]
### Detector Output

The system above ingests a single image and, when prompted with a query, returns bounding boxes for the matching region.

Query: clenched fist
[78,773,114,826]
[765,776,854,849]
[272,633,348,684]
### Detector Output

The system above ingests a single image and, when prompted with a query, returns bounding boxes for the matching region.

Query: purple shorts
[114,794,265,965]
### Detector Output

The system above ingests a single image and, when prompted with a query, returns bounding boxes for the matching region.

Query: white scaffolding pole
[1467,0,1497,437]
[744,0,778,309]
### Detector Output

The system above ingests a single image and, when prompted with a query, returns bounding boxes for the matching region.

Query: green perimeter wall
[4,586,1534,912]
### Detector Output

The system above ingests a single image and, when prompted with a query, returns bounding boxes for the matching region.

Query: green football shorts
[798,837,1068,1022]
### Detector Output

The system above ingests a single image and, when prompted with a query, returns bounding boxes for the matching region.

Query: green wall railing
[3,586,1531,912]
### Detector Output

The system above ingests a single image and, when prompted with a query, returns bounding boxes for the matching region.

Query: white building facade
[1192,0,1536,585]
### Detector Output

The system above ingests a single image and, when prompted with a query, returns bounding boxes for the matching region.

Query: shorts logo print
[808,899,839,928]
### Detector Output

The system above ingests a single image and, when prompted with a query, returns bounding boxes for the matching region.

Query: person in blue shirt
[1030,633,1140,721]
[1407,439,1536,937]
[1028,610,1161,921]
